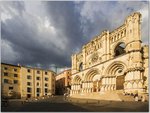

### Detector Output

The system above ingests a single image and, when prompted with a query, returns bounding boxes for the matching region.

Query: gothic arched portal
[104,61,127,90]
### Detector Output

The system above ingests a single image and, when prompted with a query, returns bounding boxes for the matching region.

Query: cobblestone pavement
[1,96,149,112]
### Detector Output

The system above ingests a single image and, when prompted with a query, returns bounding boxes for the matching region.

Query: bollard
[135,96,138,101]
[141,96,146,102]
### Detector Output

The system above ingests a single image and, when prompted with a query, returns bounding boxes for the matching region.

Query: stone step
[117,93,134,101]
[70,91,122,101]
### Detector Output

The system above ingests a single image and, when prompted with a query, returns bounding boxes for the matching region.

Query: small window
[14,74,18,77]
[36,77,40,80]
[45,88,48,93]
[45,72,48,75]
[4,73,8,76]
[27,82,31,86]
[27,75,31,79]
[37,82,40,86]
[37,94,39,97]
[37,88,40,93]
[27,69,31,73]
[118,70,122,73]
[9,87,13,90]
[4,67,7,70]
[45,77,48,81]
[27,87,32,93]
[45,83,48,87]
[37,70,40,74]
[14,69,17,72]
[79,62,83,71]
[27,94,31,98]
[4,79,8,83]
[14,80,18,84]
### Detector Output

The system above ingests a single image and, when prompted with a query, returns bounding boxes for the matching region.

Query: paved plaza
[1,96,149,112]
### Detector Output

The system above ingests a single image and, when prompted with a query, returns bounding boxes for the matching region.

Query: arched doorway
[104,62,127,91]
[72,75,82,94]
[84,69,101,92]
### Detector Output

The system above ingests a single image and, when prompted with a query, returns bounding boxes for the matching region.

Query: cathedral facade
[70,12,149,98]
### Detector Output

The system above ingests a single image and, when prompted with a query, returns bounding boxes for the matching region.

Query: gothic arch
[84,68,101,82]
[112,41,126,57]
[103,61,127,90]
[73,75,82,84]
[104,61,127,76]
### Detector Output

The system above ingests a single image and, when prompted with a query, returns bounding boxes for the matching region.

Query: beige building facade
[55,69,71,95]
[70,12,149,97]
[1,63,21,98]
[1,63,56,99]
[21,66,56,98]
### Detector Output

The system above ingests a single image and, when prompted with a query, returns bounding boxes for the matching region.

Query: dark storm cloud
[43,1,86,58]
[1,1,85,69]
[1,1,148,71]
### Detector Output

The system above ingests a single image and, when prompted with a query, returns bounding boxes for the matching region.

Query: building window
[27,75,31,79]
[37,88,40,93]
[4,79,8,83]
[45,71,48,75]
[4,72,8,76]
[37,94,39,97]
[14,74,18,77]
[114,42,126,57]
[79,62,83,71]
[45,88,48,93]
[27,87,32,93]
[27,82,31,86]
[45,83,48,87]
[27,94,31,98]
[36,77,40,80]
[67,76,70,79]
[4,67,7,70]
[45,77,48,81]
[27,69,31,73]
[9,87,13,90]
[14,80,18,84]
[37,82,40,86]
[37,70,40,74]
[14,68,17,72]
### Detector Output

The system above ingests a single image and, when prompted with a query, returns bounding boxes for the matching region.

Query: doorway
[116,75,124,90]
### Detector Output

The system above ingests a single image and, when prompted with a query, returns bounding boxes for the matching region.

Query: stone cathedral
[70,12,149,100]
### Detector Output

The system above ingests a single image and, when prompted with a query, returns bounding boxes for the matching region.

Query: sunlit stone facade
[70,12,149,97]
[1,63,56,99]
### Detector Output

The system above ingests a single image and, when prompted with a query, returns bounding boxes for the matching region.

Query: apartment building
[21,66,56,98]
[55,69,71,95]
[1,63,56,99]
[1,63,21,98]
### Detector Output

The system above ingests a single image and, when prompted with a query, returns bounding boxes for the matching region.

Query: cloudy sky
[1,1,149,72]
